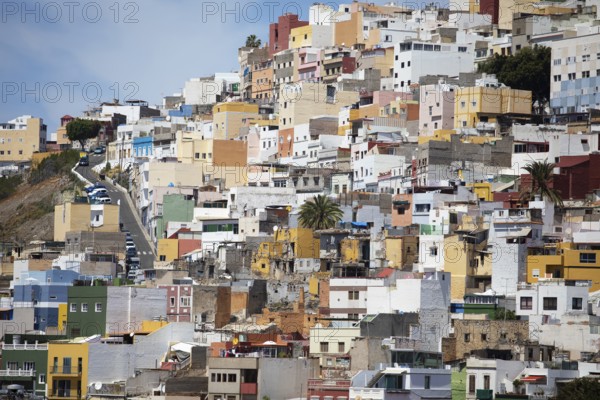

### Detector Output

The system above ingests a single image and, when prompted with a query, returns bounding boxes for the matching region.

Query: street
[76,154,155,270]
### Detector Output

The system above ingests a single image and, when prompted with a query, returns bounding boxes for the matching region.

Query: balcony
[48,390,81,400]
[476,389,494,400]
[240,383,257,395]
[0,369,35,377]
[51,366,81,376]
[2,343,48,350]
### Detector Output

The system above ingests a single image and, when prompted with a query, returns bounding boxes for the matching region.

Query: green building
[66,286,107,338]
[155,194,196,240]
[0,334,65,396]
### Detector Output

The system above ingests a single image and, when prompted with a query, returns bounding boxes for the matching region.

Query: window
[23,362,35,371]
[180,297,191,307]
[170,297,175,306]
[424,375,431,389]
[481,334,487,341]
[348,290,359,300]
[70,303,77,312]
[580,253,596,263]
[338,342,345,353]
[532,269,540,278]
[348,313,359,320]
[320,342,329,352]
[583,71,591,78]
[39,374,46,384]
[95,303,102,312]
[469,375,475,393]
[464,333,471,342]
[520,296,533,310]
[572,297,583,310]
[543,297,557,310]
[430,247,438,257]
[484,375,490,390]
[228,374,236,382]
[81,303,88,312]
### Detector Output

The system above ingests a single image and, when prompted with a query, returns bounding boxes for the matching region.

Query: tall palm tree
[522,160,563,206]
[298,195,344,230]
[245,35,261,48]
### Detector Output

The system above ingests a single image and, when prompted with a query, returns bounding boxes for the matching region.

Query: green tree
[478,45,551,114]
[522,160,563,207]
[66,118,102,150]
[298,195,344,230]
[245,34,262,48]
[556,377,600,400]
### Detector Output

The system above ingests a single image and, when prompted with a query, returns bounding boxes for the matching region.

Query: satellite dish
[273,225,279,232]
[94,382,102,391]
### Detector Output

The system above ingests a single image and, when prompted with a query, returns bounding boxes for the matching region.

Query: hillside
[0,151,83,245]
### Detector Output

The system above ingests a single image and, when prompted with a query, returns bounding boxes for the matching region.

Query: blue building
[13,270,80,331]
[168,105,194,118]
[133,136,153,158]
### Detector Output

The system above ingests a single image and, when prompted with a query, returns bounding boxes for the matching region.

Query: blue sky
[0,0,438,134]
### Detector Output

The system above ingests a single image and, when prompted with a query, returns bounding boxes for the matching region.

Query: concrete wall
[106,287,168,333]
[257,358,319,400]
[0,308,34,339]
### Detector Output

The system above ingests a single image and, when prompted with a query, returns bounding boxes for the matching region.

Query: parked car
[126,247,137,257]
[89,187,108,197]
[85,183,106,193]
[93,147,105,155]
[79,156,89,166]
[126,241,136,250]
[95,197,112,204]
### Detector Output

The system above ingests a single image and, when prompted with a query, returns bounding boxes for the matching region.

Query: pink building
[418,81,456,136]
[159,284,193,322]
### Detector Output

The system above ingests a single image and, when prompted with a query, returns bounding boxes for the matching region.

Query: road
[76,154,155,270]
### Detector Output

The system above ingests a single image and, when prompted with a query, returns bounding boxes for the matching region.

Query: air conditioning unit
[554,226,563,233]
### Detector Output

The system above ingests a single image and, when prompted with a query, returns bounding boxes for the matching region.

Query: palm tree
[245,35,261,48]
[522,160,563,206]
[298,195,344,230]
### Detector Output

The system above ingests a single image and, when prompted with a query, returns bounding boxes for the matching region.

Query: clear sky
[1,0,348,134]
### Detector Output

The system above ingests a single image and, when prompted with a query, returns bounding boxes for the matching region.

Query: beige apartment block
[54,203,120,241]
[212,102,259,140]
[0,115,46,162]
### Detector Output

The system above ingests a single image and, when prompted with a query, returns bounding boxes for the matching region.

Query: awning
[506,227,532,238]
[351,222,369,229]
[520,375,546,383]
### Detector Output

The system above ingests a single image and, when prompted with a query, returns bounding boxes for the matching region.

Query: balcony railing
[51,366,81,375]
[49,389,81,400]
[2,343,48,350]
[0,369,35,377]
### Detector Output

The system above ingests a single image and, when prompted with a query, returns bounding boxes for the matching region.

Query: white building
[183,73,240,105]
[394,41,475,91]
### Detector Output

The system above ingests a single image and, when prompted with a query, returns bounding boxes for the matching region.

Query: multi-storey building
[0,115,46,162]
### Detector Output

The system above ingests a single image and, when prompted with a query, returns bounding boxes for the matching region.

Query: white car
[89,187,108,197]
[95,197,112,204]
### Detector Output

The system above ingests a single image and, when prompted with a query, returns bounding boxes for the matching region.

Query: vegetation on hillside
[0,175,23,202]
[478,45,551,113]
[555,377,600,400]
[29,150,82,185]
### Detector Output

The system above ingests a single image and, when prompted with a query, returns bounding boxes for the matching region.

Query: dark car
[94,147,104,155]
[79,156,89,166]
[126,247,137,257]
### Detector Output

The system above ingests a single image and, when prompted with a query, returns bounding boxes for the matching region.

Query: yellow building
[334,12,364,47]
[444,232,492,301]
[212,102,259,140]
[157,239,179,262]
[527,243,600,292]
[58,304,68,333]
[454,86,532,128]
[54,203,120,242]
[47,341,89,400]
[469,182,493,201]
[175,134,249,188]
[251,228,320,276]
[0,115,46,162]
[290,25,313,49]
[251,61,274,101]
[385,234,418,269]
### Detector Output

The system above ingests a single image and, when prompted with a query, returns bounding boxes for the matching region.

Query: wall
[258,358,319,400]
[106,287,167,334]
